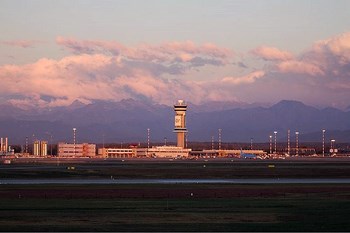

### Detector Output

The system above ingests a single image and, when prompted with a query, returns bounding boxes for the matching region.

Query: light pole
[25,136,28,154]
[331,139,335,156]
[73,128,76,157]
[269,135,272,154]
[287,129,290,156]
[147,128,150,149]
[322,129,326,157]
[211,136,214,150]
[295,131,299,156]
[250,138,253,150]
[274,131,277,154]
[218,129,222,150]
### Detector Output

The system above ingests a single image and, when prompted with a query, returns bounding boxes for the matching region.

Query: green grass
[0,196,349,231]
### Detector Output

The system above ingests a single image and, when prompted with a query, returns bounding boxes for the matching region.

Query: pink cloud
[0,51,237,108]
[2,32,350,109]
[277,60,324,76]
[1,40,42,48]
[306,32,350,67]
[221,71,265,85]
[251,46,293,61]
[56,37,233,65]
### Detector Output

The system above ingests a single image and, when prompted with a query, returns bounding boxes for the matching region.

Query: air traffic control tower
[174,100,187,148]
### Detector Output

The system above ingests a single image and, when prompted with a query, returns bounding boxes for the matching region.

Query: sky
[1,0,350,109]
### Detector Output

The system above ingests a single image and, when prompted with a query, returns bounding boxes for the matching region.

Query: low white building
[142,146,191,158]
[98,148,135,158]
[57,143,96,157]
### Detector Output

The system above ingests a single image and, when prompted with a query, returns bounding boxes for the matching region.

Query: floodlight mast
[295,131,299,156]
[73,128,77,157]
[322,129,326,157]
[274,131,277,154]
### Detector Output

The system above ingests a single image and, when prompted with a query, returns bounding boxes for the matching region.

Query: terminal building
[190,149,266,158]
[98,148,135,158]
[57,142,96,157]
[98,146,191,158]
[140,146,191,158]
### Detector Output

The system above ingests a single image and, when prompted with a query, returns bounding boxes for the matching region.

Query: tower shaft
[174,100,187,148]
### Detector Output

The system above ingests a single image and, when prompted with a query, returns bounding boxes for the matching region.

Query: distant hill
[0,99,349,144]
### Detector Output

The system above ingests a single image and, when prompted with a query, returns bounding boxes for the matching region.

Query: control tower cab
[174,100,187,148]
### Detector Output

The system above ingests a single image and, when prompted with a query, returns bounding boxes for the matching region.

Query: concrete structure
[33,140,47,156]
[58,142,96,157]
[174,100,187,148]
[190,149,267,158]
[0,137,8,153]
[0,137,14,156]
[98,148,135,158]
[143,146,191,158]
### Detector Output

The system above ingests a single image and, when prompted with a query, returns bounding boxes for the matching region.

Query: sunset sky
[1,0,350,109]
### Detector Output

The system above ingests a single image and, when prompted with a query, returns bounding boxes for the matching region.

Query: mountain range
[0,99,349,145]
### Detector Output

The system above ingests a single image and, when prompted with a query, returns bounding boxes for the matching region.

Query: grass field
[2,158,350,179]
[1,159,350,231]
[0,183,350,231]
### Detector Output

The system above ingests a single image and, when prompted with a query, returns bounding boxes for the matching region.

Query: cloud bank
[1,32,350,109]
[0,40,42,48]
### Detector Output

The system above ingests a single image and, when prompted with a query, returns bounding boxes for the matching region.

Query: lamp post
[147,128,150,149]
[218,129,222,150]
[287,129,290,156]
[295,131,299,156]
[322,129,326,157]
[331,139,335,156]
[73,128,76,157]
[274,131,277,154]
[269,135,272,154]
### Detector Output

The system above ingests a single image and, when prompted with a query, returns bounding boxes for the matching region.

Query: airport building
[57,142,96,157]
[98,146,192,158]
[141,146,191,158]
[0,137,14,156]
[33,140,48,156]
[190,149,266,158]
[98,148,135,158]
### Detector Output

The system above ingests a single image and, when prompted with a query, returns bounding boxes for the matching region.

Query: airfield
[1,157,350,231]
